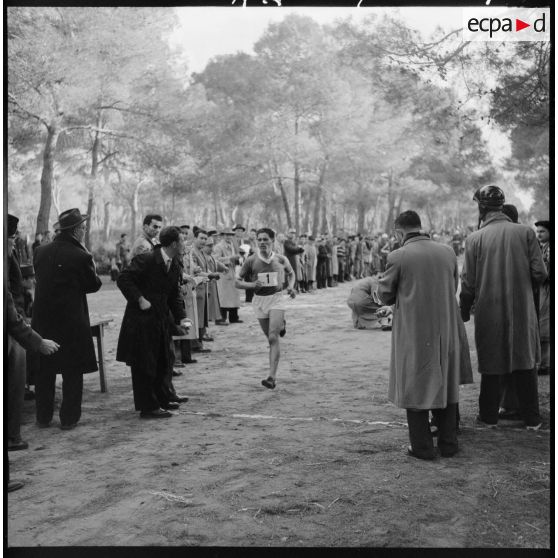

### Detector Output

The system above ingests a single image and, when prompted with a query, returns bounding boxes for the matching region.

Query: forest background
[6,6,550,250]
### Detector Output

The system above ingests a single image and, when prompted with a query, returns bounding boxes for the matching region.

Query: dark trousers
[245,288,254,303]
[8,336,26,440]
[175,339,193,363]
[499,374,519,411]
[130,336,173,412]
[337,260,345,282]
[221,307,240,322]
[407,403,458,459]
[317,260,328,288]
[35,366,83,426]
[479,370,540,426]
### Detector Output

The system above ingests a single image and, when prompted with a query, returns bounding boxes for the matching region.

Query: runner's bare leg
[258,309,285,381]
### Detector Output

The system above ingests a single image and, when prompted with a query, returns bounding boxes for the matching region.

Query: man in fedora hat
[214,228,242,325]
[32,208,102,430]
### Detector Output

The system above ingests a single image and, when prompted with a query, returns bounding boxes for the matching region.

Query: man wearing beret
[534,220,550,375]
[460,186,547,430]
[32,208,102,430]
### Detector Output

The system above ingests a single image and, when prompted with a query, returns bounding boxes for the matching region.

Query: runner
[235,227,296,389]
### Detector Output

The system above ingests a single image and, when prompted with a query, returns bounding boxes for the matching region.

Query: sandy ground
[7,278,551,548]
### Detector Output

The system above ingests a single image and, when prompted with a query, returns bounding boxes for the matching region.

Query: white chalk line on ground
[176,410,551,433]
[179,410,407,428]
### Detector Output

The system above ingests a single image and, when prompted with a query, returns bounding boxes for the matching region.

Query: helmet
[473,185,505,208]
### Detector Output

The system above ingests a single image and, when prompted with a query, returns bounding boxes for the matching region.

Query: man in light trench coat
[377,210,473,460]
[460,185,547,429]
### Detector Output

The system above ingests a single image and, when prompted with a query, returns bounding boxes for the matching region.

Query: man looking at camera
[117,226,190,419]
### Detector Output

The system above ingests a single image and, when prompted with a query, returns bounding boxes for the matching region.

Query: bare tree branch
[7,93,49,127]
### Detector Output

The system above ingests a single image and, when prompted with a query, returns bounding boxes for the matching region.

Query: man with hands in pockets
[116,226,191,419]
[236,228,296,390]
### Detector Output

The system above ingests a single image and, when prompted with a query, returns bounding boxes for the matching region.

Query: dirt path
[7,279,551,548]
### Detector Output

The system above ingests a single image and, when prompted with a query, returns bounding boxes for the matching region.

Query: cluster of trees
[7,8,549,248]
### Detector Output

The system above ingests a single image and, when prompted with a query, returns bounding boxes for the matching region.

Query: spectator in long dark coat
[116,226,189,419]
[7,288,59,489]
[32,208,102,430]
[283,229,304,291]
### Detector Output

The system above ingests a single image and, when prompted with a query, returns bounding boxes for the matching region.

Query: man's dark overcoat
[32,234,102,374]
[116,246,185,373]
[460,213,547,375]
[283,238,304,279]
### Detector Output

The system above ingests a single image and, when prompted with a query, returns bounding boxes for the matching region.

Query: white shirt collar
[161,248,172,267]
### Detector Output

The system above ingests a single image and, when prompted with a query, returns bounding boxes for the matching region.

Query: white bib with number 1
[258,271,278,286]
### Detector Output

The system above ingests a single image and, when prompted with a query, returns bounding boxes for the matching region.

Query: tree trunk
[331,207,337,235]
[273,159,292,229]
[425,201,434,231]
[129,182,141,241]
[212,187,220,227]
[293,160,300,234]
[293,117,300,234]
[85,117,101,250]
[395,194,403,219]
[384,169,395,234]
[311,157,327,238]
[103,201,111,242]
[301,190,310,235]
[357,203,366,234]
[320,191,328,235]
[235,207,245,228]
[36,124,60,236]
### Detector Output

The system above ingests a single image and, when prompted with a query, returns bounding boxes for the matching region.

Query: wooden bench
[90,319,113,393]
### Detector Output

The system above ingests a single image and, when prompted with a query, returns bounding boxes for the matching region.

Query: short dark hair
[194,228,207,238]
[158,226,181,247]
[120,233,127,238]
[394,210,421,230]
[143,214,163,226]
[502,204,519,224]
[180,225,190,230]
[256,227,275,240]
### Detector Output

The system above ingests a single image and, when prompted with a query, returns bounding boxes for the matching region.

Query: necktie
[166,260,171,273]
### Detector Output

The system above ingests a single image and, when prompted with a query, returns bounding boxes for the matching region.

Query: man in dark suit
[32,208,102,430]
[116,226,191,419]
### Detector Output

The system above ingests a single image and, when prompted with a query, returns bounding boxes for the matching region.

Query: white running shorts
[252,292,287,319]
